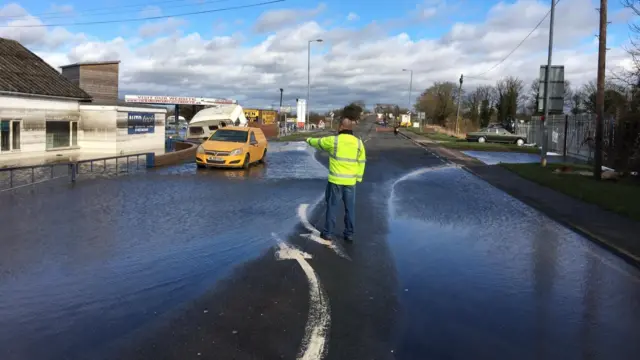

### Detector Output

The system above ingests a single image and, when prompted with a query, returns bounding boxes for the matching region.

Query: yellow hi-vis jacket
[306,132,366,186]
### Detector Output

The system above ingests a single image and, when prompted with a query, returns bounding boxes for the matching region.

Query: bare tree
[495,76,524,123]
[415,81,458,125]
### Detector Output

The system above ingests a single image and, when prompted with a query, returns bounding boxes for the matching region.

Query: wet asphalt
[1,119,639,360]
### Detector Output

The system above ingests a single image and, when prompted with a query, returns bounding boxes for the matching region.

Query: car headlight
[197,145,205,154]
[229,148,243,156]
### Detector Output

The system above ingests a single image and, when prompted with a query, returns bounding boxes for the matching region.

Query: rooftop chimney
[60,61,120,104]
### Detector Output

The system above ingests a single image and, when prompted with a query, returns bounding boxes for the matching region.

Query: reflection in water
[388,167,640,359]
[532,225,558,360]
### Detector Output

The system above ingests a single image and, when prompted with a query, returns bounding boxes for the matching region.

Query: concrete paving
[1,119,639,360]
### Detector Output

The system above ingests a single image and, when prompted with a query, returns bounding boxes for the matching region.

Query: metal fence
[515,114,608,161]
[0,153,151,192]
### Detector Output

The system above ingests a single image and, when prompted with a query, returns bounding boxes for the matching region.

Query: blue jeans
[322,182,356,239]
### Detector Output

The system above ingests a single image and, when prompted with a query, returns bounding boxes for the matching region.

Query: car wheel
[243,154,251,169]
[516,138,525,146]
[478,136,486,143]
[259,149,267,163]
[197,163,206,169]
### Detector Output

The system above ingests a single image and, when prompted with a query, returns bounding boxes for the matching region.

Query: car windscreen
[209,130,248,143]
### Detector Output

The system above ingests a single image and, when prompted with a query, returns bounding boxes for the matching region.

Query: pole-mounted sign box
[537,65,565,114]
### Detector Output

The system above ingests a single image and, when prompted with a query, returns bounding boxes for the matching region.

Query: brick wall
[154,141,197,167]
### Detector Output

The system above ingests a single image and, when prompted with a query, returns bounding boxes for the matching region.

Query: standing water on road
[387,167,640,360]
[0,141,327,360]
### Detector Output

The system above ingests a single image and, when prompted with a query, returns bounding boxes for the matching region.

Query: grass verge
[441,141,540,154]
[502,163,640,221]
[405,128,539,153]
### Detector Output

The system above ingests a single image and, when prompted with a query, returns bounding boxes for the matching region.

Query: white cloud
[1,0,635,111]
[0,4,86,50]
[138,18,186,38]
[253,3,326,33]
[347,12,359,21]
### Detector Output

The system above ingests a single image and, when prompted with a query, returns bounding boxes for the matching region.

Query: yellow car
[196,127,268,169]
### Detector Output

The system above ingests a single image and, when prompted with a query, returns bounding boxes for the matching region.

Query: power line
[1,0,232,21]
[466,0,561,79]
[0,0,196,19]
[0,0,285,28]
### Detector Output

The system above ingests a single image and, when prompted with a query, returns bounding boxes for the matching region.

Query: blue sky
[11,0,632,45]
[2,0,637,108]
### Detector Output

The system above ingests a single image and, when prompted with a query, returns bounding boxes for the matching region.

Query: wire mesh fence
[516,114,640,171]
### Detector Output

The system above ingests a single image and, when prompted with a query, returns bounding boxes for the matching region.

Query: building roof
[0,38,92,100]
[60,61,120,69]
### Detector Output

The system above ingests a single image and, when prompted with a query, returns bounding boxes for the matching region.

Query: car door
[248,131,260,160]
[497,128,516,143]
[485,128,501,142]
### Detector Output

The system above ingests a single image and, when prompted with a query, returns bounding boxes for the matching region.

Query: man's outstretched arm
[306,136,335,153]
[356,140,366,183]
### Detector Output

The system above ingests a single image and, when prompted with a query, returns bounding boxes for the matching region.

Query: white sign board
[297,99,307,125]
[418,112,425,120]
[552,130,559,143]
[279,106,292,113]
[125,95,237,105]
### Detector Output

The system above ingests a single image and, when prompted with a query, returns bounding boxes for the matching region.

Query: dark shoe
[344,235,354,243]
[320,233,333,241]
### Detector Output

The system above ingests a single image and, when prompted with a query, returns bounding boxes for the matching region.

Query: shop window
[46,121,71,149]
[0,121,9,151]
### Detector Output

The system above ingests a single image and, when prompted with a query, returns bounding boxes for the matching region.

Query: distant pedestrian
[306,106,366,242]
[394,125,399,136]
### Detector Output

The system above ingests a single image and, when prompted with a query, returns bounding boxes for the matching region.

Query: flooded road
[389,167,640,359]
[0,142,327,359]
[1,121,639,360]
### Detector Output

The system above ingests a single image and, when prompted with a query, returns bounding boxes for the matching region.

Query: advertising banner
[244,109,260,122]
[261,110,277,124]
[127,112,155,134]
[125,95,236,105]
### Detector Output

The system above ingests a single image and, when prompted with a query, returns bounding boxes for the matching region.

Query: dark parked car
[466,127,527,146]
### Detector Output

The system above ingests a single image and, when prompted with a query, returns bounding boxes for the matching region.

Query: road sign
[329,112,334,118]
[537,65,565,114]
[124,95,237,105]
[418,112,425,120]
[279,106,292,113]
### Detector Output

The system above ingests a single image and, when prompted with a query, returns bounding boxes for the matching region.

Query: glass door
[12,121,20,150]
[71,121,78,147]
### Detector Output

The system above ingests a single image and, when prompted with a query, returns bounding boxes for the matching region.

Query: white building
[0,38,166,164]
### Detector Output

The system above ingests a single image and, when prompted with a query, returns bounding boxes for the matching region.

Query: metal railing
[0,153,152,192]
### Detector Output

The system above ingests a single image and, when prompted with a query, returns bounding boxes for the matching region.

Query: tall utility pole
[540,0,557,167]
[307,39,323,129]
[402,69,413,112]
[455,74,463,134]
[279,88,284,130]
[594,0,608,179]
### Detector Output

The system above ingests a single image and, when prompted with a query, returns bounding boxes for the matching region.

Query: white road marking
[298,204,351,260]
[273,235,331,360]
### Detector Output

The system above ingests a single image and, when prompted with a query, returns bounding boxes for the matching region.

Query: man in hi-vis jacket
[306,106,366,242]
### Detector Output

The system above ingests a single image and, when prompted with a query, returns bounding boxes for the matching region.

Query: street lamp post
[279,88,284,135]
[307,39,323,130]
[402,69,413,113]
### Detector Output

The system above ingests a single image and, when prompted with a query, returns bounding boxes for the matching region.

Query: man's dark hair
[342,105,360,121]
